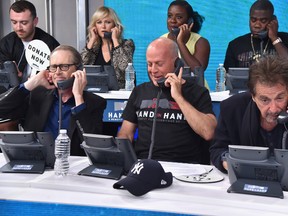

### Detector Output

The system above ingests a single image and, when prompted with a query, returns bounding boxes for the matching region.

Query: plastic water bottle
[54,129,70,176]
[215,63,226,92]
[125,63,135,91]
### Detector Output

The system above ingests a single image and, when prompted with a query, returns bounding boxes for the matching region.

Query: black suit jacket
[209,92,288,173]
[0,27,60,75]
[0,86,106,156]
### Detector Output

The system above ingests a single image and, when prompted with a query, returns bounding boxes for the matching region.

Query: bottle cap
[219,63,224,67]
[128,63,132,66]
[59,129,67,134]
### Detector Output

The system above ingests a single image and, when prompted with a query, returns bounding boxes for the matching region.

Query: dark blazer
[210,92,288,173]
[0,27,60,74]
[0,86,106,156]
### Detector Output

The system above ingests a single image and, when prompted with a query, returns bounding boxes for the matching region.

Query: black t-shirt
[122,81,214,163]
[224,32,288,71]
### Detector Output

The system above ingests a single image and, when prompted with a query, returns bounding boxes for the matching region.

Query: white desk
[0,154,287,216]
[97,90,230,101]
[96,90,230,122]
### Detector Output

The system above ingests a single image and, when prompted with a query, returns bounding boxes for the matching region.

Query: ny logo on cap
[131,162,144,175]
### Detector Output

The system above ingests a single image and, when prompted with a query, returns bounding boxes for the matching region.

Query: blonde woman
[81,6,135,89]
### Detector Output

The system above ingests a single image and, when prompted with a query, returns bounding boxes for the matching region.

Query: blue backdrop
[104,0,288,91]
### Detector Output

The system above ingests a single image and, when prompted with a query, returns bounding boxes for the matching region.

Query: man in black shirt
[224,0,288,71]
[0,0,59,130]
[0,0,60,84]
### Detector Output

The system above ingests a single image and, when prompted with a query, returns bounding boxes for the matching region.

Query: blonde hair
[87,6,124,43]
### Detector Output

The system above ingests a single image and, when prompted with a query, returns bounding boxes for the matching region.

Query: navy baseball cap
[113,159,173,196]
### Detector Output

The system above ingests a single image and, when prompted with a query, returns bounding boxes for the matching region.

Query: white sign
[25,39,50,71]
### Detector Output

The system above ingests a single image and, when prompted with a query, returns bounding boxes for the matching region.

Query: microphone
[58,91,63,134]
[56,78,85,138]
[148,88,162,159]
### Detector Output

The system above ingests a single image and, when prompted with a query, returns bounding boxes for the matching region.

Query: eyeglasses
[48,64,76,72]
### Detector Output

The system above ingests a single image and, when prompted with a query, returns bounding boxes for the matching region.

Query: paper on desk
[160,162,209,176]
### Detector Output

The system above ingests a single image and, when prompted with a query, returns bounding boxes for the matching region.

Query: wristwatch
[272,37,282,46]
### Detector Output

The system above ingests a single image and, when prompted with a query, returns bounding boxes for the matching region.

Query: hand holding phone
[266,15,278,40]
[109,25,121,41]
[172,17,194,37]
[157,58,184,88]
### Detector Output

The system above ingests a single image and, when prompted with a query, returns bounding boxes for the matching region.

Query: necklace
[250,34,270,62]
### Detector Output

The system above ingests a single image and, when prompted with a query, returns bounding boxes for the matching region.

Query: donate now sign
[25,39,51,71]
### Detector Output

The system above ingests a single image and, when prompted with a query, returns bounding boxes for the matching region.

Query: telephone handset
[104,32,112,39]
[277,111,288,124]
[172,17,194,37]
[57,77,75,90]
[56,64,83,90]
[257,30,268,39]
[255,15,277,39]
[157,57,184,88]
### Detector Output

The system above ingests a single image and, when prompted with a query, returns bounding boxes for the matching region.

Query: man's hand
[72,68,87,106]
[267,17,278,41]
[222,161,228,171]
[165,67,184,100]
[24,70,55,91]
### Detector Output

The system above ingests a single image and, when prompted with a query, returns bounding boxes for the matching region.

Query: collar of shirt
[44,92,75,139]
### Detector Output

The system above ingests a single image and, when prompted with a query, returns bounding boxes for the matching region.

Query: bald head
[146,38,179,59]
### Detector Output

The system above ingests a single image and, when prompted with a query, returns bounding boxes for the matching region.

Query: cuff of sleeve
[85,45,93,51]
[112,45,121,51]
[19,83,30,94]
[71,102,86,115]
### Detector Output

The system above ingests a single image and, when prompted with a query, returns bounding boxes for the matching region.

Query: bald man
[117,38,216,164]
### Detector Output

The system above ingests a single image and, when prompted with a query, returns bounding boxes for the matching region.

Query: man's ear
[251,93,256,102]
[33,17,39,27]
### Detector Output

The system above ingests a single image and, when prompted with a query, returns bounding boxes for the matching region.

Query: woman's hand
[87,27,99,49]
[111,25,121,47]
[177,22,193,44]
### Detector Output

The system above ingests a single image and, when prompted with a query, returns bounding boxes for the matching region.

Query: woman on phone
[81,6,135,89]
[161,0,210,89]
